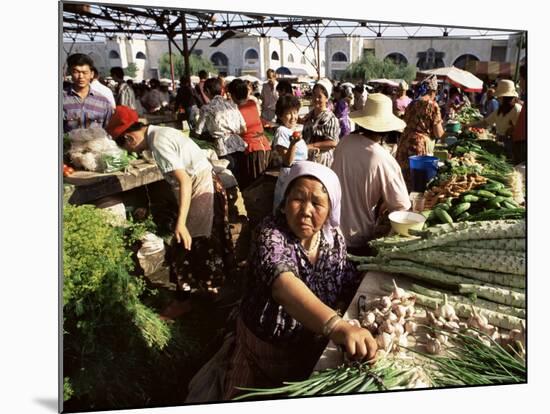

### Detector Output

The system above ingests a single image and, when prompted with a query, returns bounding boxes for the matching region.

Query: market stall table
[63,158,164,205]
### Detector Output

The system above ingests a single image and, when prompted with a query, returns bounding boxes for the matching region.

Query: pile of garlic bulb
[360,280,418,357]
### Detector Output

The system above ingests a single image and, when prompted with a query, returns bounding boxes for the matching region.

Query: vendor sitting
[106,106,235,319]
[224,161,377,399]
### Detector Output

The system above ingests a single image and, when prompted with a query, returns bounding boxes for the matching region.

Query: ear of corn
[399,290,525,331]
[458,284,525,308]
[445,238,525,252]
[437,265,525,289]
[408,283,525,319]
[382,249,525,276]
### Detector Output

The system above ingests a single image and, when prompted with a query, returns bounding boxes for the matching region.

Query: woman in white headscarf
[224,161,376,400]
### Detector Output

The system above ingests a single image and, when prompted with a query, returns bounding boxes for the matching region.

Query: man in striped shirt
[63,54,113,133]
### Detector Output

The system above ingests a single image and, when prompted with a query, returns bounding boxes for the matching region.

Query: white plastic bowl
[388,211,426,236]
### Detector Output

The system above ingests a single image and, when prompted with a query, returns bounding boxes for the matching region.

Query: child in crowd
[332,85,352,138]
[272,95,309,212]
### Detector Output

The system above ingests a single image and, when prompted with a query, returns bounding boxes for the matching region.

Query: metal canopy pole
[315,26,321,80]
[167,32,176,88]
[181,11,191,79]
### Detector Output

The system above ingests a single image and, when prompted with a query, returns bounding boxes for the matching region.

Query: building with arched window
[62,33,323,82]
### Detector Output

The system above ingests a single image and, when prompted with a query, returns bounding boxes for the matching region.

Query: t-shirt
[90,79,116,109]
[146,125,211,179]
[394,96,412,116]
[273,126,308,162]
[332,134,411,247]
[485,103,522,136]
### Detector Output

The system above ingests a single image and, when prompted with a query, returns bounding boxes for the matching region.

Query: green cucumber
[485,180,505,189]
[461,194,480,203]
[502,200,518,209]
[435,203,451,211]
[476,190,497,199]
[451,202,471,218]
[435,208,454,224]
[497,188,514,197]
[457,211,471,221]
[487,198,502,209]
[481,184,502,192]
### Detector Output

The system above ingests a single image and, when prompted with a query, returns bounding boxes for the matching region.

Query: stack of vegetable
[350,219,526,333]
[454,106,484,125]
[424,178,525,224]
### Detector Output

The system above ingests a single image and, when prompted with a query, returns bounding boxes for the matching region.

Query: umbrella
[420,66,483,92]
[224,75,236,83]
[367,79,400,87]
[239,74,261,83]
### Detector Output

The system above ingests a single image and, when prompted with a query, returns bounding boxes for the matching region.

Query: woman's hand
[329,321,378,362]
[175,222,192,250]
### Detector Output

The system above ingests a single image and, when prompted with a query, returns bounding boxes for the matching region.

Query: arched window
[108,50,120,59]
[416,48,445,70]
[287,54,294,63]
[453,54,480,70]
[271,51,279,61]
[385,53,408,65]
[245,49,259,61]
[210,52,228,67]
[301,55,306,64]
[135,51,146,59]
[331,52,348,62]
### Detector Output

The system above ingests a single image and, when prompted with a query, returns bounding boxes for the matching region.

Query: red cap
[106,105,139,138]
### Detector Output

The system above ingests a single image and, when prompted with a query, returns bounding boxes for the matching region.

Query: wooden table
[63,159,164,205]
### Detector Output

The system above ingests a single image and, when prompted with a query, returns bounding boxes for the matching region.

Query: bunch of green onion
[232,358,422,401]
[411,328,526,386]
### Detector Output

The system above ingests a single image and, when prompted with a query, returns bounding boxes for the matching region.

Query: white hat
[349,93,406,132]
[399,80,409,90]
[315,78,333,98]
[495,79,518,98]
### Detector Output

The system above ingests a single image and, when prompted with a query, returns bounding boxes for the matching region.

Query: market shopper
[393,80,412,117]
[224,161,377,399]
[106,106,235,319]
[301,79,341,167]
[227,79,272,189]
[352,84,367,111]
[272,94,309,211]
[110,66,137,110]
[482,87,499,116]
[260,69,279,122]
[512,65,527,165]
[194,77,247,183]
[395,74,444,187]
[276,78,294,97]
[195,70,210,107]
[332,84,352,138]
[466,79,522,160]
[63,53,113,132]
[174,76,200,129]
[90,68,116,109]
[332,93,411,254]
[140,78,163,113]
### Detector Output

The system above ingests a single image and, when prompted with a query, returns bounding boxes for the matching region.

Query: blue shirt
[63,85,113,133]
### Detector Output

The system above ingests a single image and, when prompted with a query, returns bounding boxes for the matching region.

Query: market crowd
[62,52,527,400]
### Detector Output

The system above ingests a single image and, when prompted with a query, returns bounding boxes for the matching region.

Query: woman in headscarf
[224,161,377,400]
[395,74,445,187]
[301,79,341,167]
[106,106,235,319]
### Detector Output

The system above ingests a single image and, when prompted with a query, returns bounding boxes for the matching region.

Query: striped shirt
[63,85,113,133]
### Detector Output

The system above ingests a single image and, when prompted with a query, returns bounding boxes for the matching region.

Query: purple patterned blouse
[240,214,360,345]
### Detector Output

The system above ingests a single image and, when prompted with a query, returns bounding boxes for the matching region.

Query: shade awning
[419,66,483,92]
[465,61,516,81]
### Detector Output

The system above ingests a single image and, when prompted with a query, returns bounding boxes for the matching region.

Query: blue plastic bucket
[409,155,439,192]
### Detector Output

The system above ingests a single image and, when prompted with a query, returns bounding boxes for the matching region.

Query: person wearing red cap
[106,106,235,319]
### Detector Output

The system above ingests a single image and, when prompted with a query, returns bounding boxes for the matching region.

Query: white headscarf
[279,161,342,247]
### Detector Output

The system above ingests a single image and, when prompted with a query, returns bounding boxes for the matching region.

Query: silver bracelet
[322,314,343,338]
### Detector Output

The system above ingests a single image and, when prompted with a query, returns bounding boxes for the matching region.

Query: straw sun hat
[350,93,406,132]
[494,79,518,98]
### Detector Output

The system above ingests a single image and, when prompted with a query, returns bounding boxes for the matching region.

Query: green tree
[124,62,138,78]
[342,53,416,84]
[159,52,216,79]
